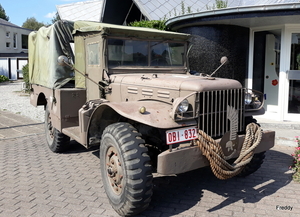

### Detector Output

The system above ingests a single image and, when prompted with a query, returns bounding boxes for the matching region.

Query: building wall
[0,58,28,80]
[178,25,249,86]
[0,23,31,79]
[0,25,31,54]
[0,58,9,77]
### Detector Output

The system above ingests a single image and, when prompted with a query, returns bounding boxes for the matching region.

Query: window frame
[106,37,187,70]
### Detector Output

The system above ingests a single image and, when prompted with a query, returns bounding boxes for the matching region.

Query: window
[108,39,148,67]
[107,38,186,68]
[6,42,10,48]
[150,42,185,66]
[87,42,100,65]
[13,33,17,49]
[21,34,28,49]
[6,32,10,38]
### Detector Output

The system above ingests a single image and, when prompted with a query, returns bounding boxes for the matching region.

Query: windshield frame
[105,36,188,72]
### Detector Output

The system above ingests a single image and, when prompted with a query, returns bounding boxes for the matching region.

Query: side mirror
[57,55,70,66]
[209,56,228,77]
[220,56,228,65]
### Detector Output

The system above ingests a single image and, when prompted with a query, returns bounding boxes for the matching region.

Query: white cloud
[45,11,57,18]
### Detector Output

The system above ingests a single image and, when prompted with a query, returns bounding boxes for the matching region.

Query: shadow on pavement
[57,141,293,216]
[147,149,293,215]
[60,140,100,155]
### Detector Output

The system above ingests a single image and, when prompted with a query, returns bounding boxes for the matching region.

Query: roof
[166,2,300,29]
[0,18,31,31]
[56,0,105,22]
[0,53,28,58]
[56,0,300,23]
[0,18,22,28]
[134,0,300,20]
[0,18,20,27]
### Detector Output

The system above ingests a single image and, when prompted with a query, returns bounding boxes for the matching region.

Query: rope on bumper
[196,123,262,180]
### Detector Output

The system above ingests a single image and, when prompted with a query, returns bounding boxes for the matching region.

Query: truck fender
[30,84,52,107]
[88,100,196,137]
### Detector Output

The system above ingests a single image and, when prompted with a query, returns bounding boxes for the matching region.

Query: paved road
[0,110,299,217]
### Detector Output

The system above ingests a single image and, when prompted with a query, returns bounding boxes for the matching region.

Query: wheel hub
[106,147,124,195]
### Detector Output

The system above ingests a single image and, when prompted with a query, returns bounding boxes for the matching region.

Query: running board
[62,126,85,146]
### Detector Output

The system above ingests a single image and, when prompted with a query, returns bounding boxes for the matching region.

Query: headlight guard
[171,92,196,121]
[244,89,264,111]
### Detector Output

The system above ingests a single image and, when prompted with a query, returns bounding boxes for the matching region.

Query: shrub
[0,75,9,83]
[290,136,300,182]
[22,63,30,91]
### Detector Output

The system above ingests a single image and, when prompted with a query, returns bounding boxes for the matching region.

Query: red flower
[272,79,278,86]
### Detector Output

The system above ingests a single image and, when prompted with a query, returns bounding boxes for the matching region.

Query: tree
[206,0,228,10]
[51,12,61,24]
[0,4,9,21]
[22,17,45,31]
[129,20,168,31]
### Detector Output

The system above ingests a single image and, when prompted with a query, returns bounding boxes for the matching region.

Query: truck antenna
[209,56,228,77]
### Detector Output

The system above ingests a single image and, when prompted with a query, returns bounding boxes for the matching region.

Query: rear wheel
[100,122,152,216]
[45,106,70,153]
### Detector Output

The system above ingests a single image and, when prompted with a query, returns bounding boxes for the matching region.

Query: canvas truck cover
[29,20,190,89]
[29,20,75,89]
[73,21,190,40]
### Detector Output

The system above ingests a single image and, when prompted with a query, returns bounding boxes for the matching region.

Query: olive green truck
[29,20,275,216]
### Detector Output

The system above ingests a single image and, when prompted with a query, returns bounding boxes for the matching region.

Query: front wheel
[237,151,266,177]
[45,106,70,153]
[237,117,265,177]
[100,122,153,216]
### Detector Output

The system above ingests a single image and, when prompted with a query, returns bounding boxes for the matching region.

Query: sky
[1,0,87,27]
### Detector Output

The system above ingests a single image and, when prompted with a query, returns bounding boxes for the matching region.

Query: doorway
[288,33,300,114]
[17,59,28,79]
[252,30,281,113]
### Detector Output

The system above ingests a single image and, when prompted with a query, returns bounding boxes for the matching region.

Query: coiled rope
[196,123,262,180]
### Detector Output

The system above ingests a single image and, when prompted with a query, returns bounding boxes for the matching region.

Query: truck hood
[113,73,242,92]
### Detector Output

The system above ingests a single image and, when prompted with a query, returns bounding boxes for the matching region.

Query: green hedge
[0,75,9,83]
[22,63,30,91]
[129,20,168,31]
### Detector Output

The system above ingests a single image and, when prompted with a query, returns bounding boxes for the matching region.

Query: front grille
[196,89,245,138]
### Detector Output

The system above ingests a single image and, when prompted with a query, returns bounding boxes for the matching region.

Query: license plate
[166,126,198,145]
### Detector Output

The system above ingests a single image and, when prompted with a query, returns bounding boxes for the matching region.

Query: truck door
[85,36,103,100]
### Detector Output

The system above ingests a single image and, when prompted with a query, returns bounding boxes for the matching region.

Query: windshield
[107,38,185,68]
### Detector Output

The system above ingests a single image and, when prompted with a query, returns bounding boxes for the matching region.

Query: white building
[0,18,32,80]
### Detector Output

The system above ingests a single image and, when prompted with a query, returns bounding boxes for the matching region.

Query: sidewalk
[255,115,300,147]
[0,110,44,140]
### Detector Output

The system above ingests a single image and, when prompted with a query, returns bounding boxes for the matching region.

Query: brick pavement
[0,112,300,216]
[0,110,44,139]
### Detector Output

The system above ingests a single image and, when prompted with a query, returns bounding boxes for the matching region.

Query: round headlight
[245,93,252,105]
[177,99,189,113]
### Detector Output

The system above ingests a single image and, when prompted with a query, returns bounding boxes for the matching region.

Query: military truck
[29,20,275,216]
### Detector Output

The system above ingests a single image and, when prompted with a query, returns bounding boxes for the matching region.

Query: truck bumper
[157,130,275,175]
